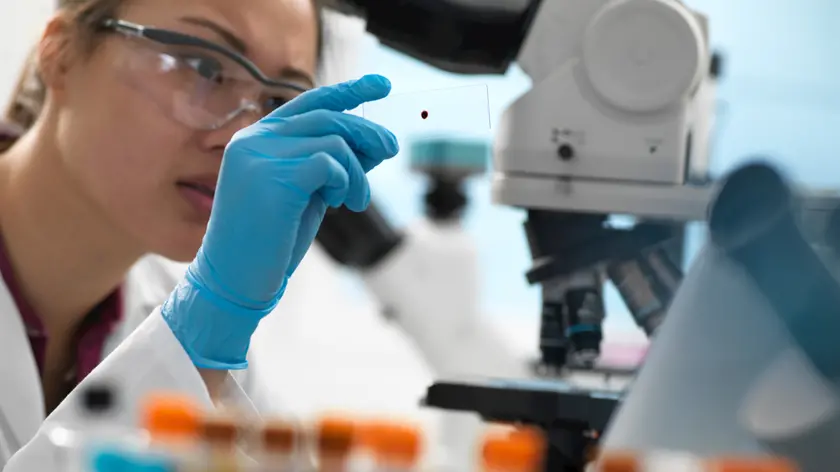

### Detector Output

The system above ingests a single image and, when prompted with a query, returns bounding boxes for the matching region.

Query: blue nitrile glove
[161,75,399,369]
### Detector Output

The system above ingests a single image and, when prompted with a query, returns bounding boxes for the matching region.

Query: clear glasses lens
[118,39,302,130]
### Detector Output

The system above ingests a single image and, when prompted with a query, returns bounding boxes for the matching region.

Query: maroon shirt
[0,123,124,387]
[0,235,123,387]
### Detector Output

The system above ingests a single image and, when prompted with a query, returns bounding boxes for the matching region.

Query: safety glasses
[100,19,312,130]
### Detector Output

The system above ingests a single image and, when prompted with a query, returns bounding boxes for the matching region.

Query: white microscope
[321,0,719,470]
[328,0,720,371]
[493,0,719,369]
[320,0,724,470]
[324,1,840,471]
[330,0,718,365]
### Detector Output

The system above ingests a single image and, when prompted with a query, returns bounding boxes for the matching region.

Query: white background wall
[0,1,54,113]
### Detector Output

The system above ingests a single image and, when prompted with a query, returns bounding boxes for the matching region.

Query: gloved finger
[285,195,328,277]
[315,136,370,212]
[269,74,391,119]
[265,110,399,173]
[289,152,350,208]
[257,135,370,211]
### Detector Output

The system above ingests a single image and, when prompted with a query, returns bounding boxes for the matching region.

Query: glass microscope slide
[348,84,492,136]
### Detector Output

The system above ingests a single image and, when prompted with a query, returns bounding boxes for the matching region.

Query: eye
[262,96,290,114]
[181,55,225,83]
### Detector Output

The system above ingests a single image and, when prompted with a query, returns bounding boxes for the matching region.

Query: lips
[177,180,216,198]
[177,177,218,217]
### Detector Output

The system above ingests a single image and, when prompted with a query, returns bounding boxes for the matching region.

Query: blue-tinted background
[348,0,840,333]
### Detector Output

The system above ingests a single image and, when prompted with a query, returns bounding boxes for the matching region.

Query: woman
[0,0,398,468]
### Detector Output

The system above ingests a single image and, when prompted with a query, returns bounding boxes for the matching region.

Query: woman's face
[53,0,319,261]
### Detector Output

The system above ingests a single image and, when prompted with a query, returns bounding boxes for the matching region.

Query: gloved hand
[161,75,399,369]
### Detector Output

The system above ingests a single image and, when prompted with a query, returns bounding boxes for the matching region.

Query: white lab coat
[0,236,504,471]
[0,253,267,471]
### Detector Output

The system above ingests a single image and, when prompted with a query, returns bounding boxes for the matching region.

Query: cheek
[59,80,189,216]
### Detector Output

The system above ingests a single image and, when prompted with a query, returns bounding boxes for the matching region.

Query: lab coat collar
[0,254,184,452]
[0,277,44,451]
[0,254,257,458]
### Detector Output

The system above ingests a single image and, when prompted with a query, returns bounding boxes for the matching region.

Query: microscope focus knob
[582,0,707,113]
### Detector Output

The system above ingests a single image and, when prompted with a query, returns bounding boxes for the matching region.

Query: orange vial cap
[262,421,298,453]
[364,421,423,467]
[141,393,202,440]
[316,415,356,456]
[708,457,799,472]
[481,427,545,472]
[200,416,239,450]
[593,451,642,472]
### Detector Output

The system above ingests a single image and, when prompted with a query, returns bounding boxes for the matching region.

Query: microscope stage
[424,377,620,432]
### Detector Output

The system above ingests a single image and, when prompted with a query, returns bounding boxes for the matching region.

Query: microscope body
[495,0,715,209]
[491,0,718,368]
[324,0,840,469]
[327,0,718,368]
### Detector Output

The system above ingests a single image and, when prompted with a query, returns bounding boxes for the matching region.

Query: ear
[37,14,77,92]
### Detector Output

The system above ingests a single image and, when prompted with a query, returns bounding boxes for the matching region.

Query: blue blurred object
[410,136,490,174]
[91,449,131,472]
[709,161,840,382]
[410,136,491,221]
[90,446,175,472]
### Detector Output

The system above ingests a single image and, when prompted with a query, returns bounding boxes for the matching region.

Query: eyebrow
[177,15,316,89]
[179,16,248,54]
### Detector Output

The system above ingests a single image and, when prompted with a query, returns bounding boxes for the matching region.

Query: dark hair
[1,0,325,151]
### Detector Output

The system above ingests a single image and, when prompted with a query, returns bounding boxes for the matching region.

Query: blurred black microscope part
[316,202,404,270]
[317,137,488,268]
[425,378,619,472]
